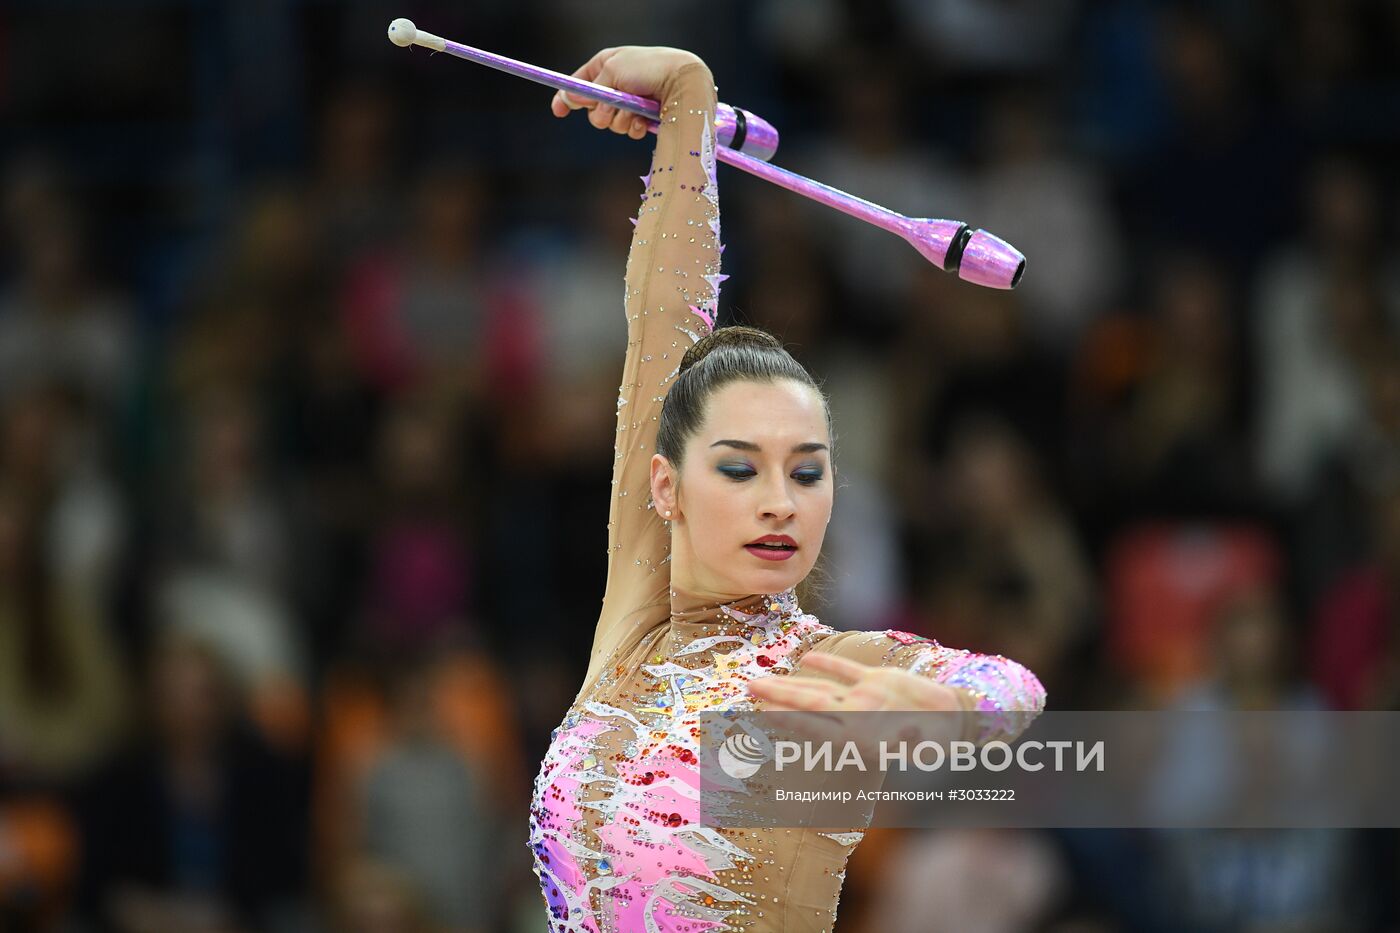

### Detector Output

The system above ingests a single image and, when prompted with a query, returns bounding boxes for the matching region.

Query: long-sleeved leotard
[528,62,1046,933]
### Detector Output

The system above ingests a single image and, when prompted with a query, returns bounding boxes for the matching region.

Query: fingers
[795,652,868,686]
[766,710,857,748]
[847,681,893,710]
[746,677,836,711]
[589,102,615,129]
[551,91,649,140]
[549,47,650,139]
[553,46,619,118]
[553,94,647,138]
[748,670,889,708]
[551,89,580,117]
[609,106,635,135]
[567,46,618,92]
[752,674,844,694]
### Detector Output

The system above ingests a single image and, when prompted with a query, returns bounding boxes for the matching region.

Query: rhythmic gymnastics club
[387,18,1025,289]
[386,18,778,161]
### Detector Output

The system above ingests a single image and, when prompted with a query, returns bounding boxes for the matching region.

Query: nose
[758,474,797,522]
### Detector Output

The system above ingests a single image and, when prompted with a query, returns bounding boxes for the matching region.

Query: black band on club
[730,108,748,153]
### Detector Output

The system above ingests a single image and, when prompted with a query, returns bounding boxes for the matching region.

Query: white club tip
[387,18,416,47]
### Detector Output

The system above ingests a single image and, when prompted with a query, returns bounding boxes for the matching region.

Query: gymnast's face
[652,379,834,600]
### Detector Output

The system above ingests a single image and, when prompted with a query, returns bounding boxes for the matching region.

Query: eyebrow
[710,439,829,454]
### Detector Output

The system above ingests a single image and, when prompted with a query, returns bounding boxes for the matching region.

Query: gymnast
[524,46,1046,932]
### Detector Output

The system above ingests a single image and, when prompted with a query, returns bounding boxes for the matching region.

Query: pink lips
[745,545,796,561]
[745,535,798,561]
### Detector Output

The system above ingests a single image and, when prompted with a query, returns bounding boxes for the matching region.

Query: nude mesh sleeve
[596,63,724,641]
[806,629,1048,745]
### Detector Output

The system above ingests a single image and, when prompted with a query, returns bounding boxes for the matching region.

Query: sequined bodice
[529,590,857,932]
[528,585,1044,932]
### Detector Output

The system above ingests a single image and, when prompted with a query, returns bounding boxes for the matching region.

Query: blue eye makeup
[718,464,824,485]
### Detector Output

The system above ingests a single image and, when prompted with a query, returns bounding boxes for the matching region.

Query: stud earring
[664,510,673,518]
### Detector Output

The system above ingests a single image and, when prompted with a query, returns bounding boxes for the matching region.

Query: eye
[718,466,824,486]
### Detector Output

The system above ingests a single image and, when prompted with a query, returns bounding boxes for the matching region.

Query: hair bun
[678,325,783,376]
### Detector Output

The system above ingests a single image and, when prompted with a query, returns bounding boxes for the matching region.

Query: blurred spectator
[890,264,1066,520]
[0,480,127,784]
[1180,585,1321,712]
[861,828,1069,933]
[1274,0,1399,137]
[1312,480,1400,710]
[173,183,326,408]
[1104,523,1279,703]
[275,300,383,669]
[802,48,970,329]
[152,385,309,746]
[358,657,505,932]
[1,383,125,610]
[159,387,300,602]
[1121,256,1250,511]
[974,89,1125,353]
[1254,157,1400,612]
[338,159,539,406]
[311,81,404,273]
[0,797,79,929]
[1131,8,1298,268]
[951,418,1092,676]
[0,158,137,424]
[753,0,844,66]
[1255,157,1400,503]
[894,0,1081,75]
[315,650,528,933]
[1071,253,1254,524]
[359,395,475,652]
[1144,589,1363,933]
[155,572,307,751]
[897,417,1092,693]
[1068,0,1170,161]
[326,857,441,933]
[517,172,631,470]
[76,629,309,932]
[1146,827,1362,933]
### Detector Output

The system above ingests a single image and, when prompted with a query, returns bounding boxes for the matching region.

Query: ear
[650,454,679,518]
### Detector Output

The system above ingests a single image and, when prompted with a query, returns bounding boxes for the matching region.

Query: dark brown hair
[656,325,834,467]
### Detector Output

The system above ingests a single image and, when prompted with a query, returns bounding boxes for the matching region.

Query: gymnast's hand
[549,46,710,140]
[745,652,965,749]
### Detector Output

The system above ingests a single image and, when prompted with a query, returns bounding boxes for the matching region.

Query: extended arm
[575,54,725,674]
[752,629,1047,746]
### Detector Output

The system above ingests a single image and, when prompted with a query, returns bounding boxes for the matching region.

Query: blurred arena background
[2,0,1399,930]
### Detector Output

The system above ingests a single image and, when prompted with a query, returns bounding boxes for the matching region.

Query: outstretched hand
[746,652,962,713]
[745,652,965,751]
[549,46,709,139]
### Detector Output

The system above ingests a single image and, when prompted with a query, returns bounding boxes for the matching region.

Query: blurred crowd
[2,0,1400,930]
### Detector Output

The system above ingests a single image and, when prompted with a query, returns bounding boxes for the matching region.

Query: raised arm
[552,50,724,667]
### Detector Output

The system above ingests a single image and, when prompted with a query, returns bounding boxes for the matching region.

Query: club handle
[388,18,779,161]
